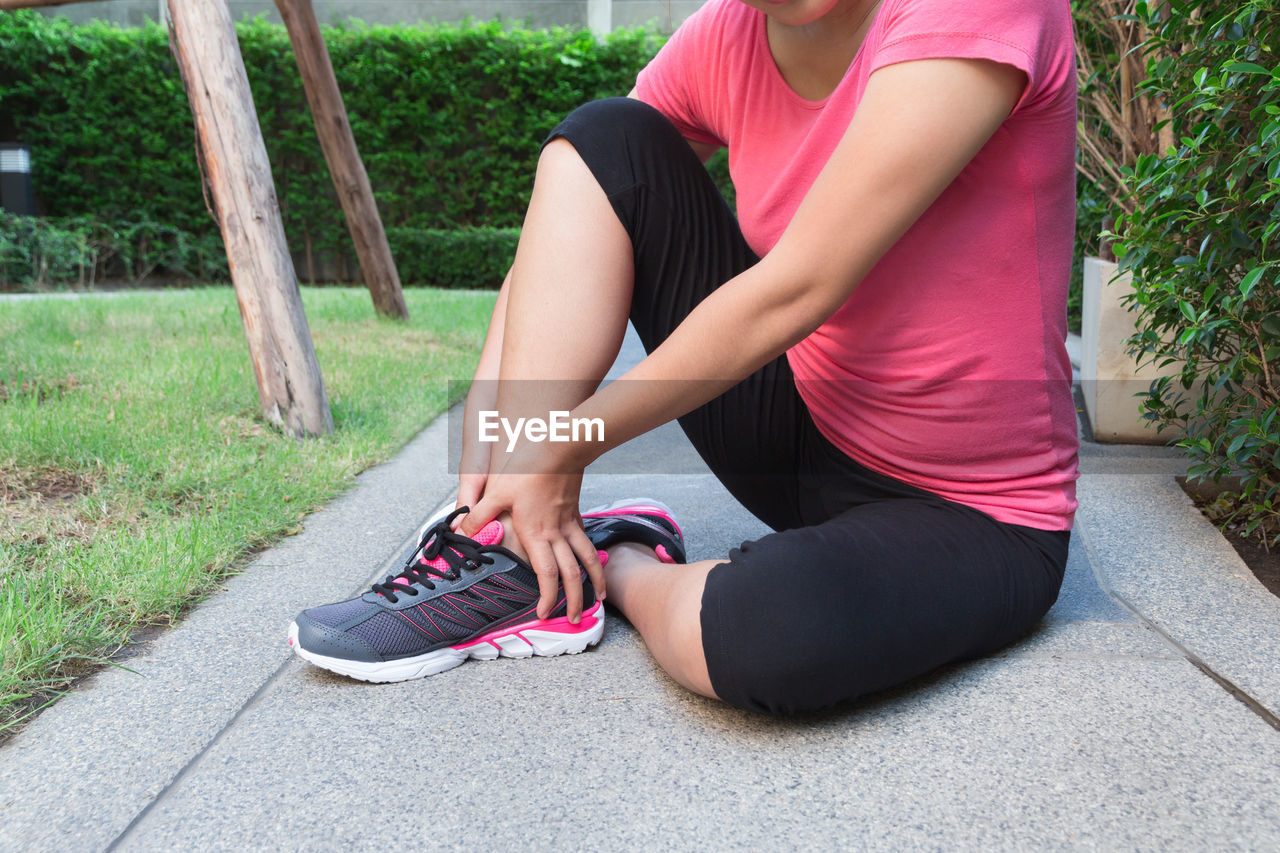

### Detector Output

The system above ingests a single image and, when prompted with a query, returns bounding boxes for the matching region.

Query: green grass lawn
[0,286,496,733]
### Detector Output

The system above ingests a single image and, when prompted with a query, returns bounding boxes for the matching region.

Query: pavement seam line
[1075,513,1280,733]
[104,493,459,851]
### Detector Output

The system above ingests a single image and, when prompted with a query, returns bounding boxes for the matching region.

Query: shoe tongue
[417,518,504,572]
[385,519,504,586]
[376,519,505,597]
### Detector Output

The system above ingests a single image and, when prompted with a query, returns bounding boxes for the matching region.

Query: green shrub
[0,213,107,289]
[1112,0,1280,544]
[0,16,195,228]
[388,226,519,288]
[0,213,526,291]
[0,212,229,290]
[1070,173,1111,332]
[0,15,762,290]
[1070,0,1178,334]
[0,13,664,278]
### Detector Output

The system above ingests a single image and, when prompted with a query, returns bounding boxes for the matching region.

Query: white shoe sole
[289,602,605,683]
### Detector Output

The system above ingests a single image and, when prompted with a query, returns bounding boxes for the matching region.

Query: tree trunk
[274,0,409,319]
[167,0,333,437]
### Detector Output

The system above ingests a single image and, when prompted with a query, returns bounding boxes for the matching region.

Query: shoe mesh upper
[347,612,431,656]
[304,597,372,628]
[401,604,482,643]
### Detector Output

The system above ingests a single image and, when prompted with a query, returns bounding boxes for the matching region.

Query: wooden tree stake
[275,0,409,319]
[168,0,333,437]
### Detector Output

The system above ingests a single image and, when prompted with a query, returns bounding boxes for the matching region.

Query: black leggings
[548,98,1069,714]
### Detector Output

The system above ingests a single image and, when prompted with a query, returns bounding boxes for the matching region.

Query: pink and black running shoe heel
[581,499,686,565]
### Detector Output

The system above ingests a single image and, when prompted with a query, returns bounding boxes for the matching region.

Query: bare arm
[559,58,1026,463]
[463,58,1025,608]
[456,269,511,511]
[459,89,712,509]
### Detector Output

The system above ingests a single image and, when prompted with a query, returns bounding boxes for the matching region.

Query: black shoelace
[370,507,494,603]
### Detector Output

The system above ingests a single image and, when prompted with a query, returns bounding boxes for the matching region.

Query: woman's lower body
[526,97,1068,714]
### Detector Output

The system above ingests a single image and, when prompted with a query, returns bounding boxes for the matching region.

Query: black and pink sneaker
[288,507,603,683]
[581,499,686,565]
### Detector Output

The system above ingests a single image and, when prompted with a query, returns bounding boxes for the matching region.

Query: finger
[567,525,605,604]
[525,538,562,620]
[460,494,499,537]
[552,538,583,623]
[455,475,486,527]
[457,474,485,507]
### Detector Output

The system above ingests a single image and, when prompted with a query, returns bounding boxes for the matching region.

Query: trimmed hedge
[387,226,519,288]
[0,212,516,290]
[0,13,662,282]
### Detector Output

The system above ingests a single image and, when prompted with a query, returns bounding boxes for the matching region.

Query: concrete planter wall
[1079,256,1187,444]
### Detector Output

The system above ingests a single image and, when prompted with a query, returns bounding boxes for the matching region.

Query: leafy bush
[1112,0,1280,544]
[1070,0,1179,332]
[388,227,519,288]
[1,214,87,288]
[1069,172,1110,331]
[0,15,756,290]
[1,213,110,289]
[0,212,528,291]
[1072,0,1175,229]
[0,13,665,280]
[0,212,228,290]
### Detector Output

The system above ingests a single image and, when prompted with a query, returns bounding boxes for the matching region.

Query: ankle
[494,511,529,561]
[604,541,661,572]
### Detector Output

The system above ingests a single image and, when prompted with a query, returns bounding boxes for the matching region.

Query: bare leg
[498,138,633,398]
[478,138,635,618]
[489,139,718,697]
[603,543,721,698]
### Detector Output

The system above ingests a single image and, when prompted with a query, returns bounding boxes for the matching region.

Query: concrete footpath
[2,330,1279,851]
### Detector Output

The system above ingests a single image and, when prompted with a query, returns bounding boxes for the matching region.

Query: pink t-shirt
[634,0,1079,530]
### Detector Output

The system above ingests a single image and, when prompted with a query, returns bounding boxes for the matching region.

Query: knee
[547,97,687,161]
[557,96,676,139]
[535,135,594,184]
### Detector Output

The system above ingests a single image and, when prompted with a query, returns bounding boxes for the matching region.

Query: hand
[455,271,510,525]
[456,373,498,526]
[455,472,487,525]
[459,443,604,623]
[455,429,490,528]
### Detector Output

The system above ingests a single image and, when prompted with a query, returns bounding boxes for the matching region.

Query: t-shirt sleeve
[632,3,726,147]
[870,0,1060,112]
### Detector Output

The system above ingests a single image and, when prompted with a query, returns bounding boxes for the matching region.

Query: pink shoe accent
[582,505,683,538]
[420,519,504,570]
[654,544,676,564]
[452,601,604,650]
[386,519,505,589]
